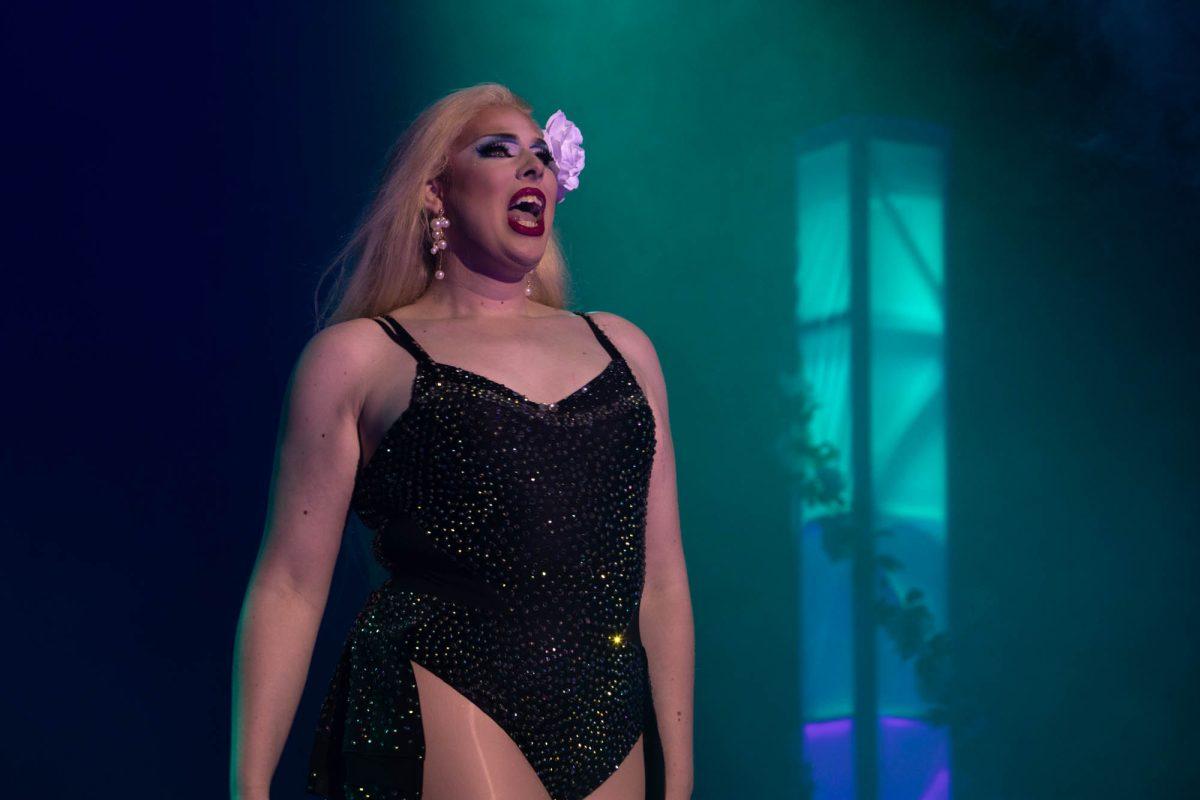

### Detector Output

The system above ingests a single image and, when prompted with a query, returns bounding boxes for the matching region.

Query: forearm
[230,576,326,799]
[640,584,695,799]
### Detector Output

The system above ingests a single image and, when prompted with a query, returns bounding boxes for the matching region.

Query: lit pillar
[795,116,950,800]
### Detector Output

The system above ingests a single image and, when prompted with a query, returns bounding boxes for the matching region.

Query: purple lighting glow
[803,717,950,799]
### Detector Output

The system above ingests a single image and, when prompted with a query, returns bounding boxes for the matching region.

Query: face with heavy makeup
[428,106,561,278]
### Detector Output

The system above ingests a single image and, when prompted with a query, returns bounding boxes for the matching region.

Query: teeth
[510,194,544,211]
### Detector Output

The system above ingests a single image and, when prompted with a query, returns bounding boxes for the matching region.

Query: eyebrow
[476,132,549,148]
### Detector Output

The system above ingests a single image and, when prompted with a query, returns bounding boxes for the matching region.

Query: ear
[422,179,445,216]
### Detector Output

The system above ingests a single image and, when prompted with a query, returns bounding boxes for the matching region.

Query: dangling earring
[525,270,534,297]
[429,209,450,280]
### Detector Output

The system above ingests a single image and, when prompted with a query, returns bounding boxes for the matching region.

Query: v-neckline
[430,356,619,409]
[358,355,622,477]
[389,310,622,409]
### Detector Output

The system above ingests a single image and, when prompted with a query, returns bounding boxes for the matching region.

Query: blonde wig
[315,83,572,329]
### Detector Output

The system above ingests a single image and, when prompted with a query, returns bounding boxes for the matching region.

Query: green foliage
[778,374,952,726]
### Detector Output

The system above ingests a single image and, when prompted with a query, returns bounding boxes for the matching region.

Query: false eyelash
[479,142,555,166]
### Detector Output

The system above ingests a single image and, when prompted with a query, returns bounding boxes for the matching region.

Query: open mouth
[506,187,546,236]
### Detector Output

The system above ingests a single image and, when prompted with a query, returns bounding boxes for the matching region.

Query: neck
[420,252,535,319]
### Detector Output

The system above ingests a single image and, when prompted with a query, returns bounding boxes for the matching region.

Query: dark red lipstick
[506,187,546,237]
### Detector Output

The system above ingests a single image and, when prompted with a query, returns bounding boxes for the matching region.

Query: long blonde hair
[315,83,572,329]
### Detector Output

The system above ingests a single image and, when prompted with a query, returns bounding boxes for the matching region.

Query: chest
[352,360,658,531]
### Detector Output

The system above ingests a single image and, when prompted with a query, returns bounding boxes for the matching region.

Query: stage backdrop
[4,2,1198,799]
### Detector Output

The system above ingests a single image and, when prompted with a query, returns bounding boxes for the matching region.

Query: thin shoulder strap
[373,314,433,365]
[576,311,624,361]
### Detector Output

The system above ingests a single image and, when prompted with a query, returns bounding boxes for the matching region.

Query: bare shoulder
[287,317,390,415]
[585,311,657,361]
[586,311,668,409]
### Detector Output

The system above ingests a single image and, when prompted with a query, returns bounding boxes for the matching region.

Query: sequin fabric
[307,311,658,800]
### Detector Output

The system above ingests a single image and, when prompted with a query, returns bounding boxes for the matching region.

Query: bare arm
[596,313,695,800]
[230,324,367,800]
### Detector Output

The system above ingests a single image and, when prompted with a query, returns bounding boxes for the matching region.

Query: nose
[517,149,544,181]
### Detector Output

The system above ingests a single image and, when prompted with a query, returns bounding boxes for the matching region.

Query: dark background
[4,1,1197,798]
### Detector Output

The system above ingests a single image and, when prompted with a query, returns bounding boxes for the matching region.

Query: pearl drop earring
[429,209,450,280]
[525,270,534,297]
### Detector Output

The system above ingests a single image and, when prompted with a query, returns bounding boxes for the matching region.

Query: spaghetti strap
[575,311,624,362]
[373,314,433,365]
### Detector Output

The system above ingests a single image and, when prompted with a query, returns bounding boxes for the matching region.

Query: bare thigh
[411,661,645,800]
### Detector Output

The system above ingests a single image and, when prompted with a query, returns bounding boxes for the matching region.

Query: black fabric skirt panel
[629,595,665,800]
[306,598,425,800]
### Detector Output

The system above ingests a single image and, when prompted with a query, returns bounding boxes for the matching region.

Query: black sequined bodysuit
[307,311,663,800]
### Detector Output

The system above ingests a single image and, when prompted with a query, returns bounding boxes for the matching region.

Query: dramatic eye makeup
[475,134,557,168]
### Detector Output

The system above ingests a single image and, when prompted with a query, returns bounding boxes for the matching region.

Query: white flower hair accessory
[543,110,585,203]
